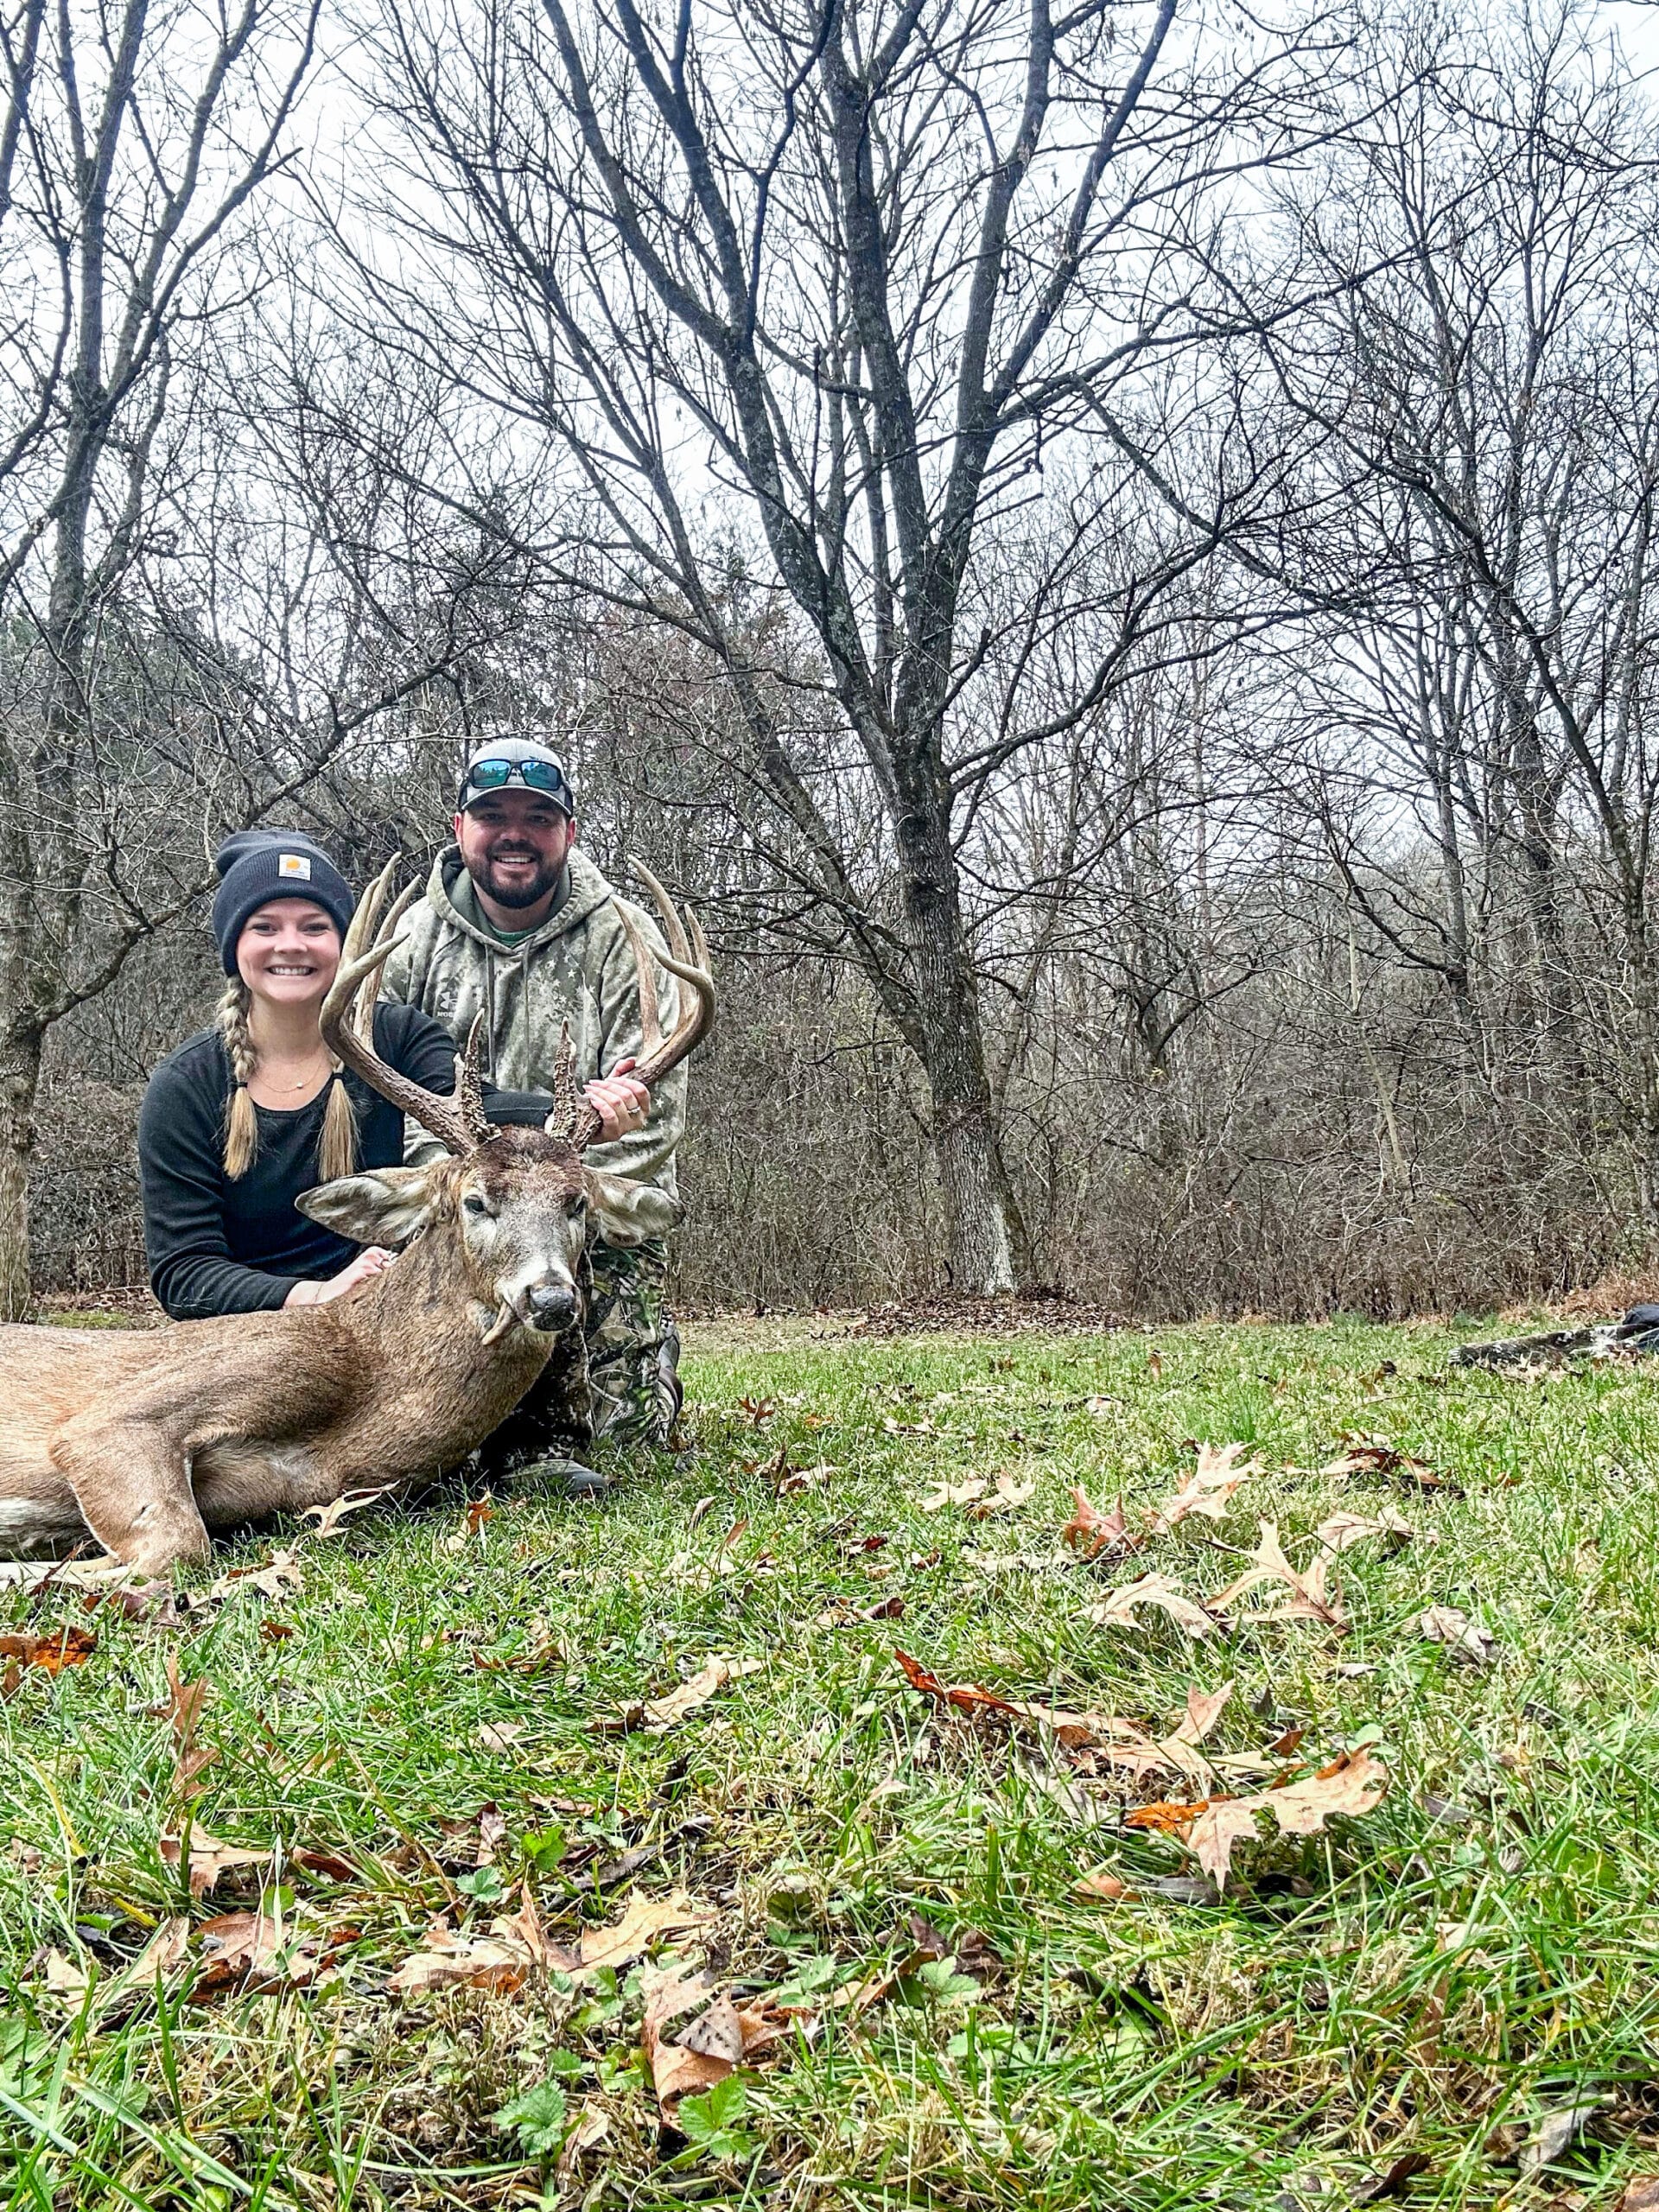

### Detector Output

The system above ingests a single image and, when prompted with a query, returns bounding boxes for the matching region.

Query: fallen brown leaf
[194,1910,326,1994]
[1352,2151,1433,2202]
[1126,1748,1389,1887]
[160,1823,268,1900]
[292,1848,357,1883]
[389,1882,578,1993]
[1619,2180,1659,2212]
[966,1472,1036,1519]
[1315,1507,1414,1553]
[1419,1605,1499,1665]
[41,1948,90,2002]
[1073,1867,1130,1901]
[206,1550,302,1604]
[639,1656,765,1732]
[299,1488,391,1539]
[0,1624,96,1673]
[1519,2102,1607,2175]
[1145,1442,1262,1533]
[1062,1486,1141,1561]
[919,1478,988,1512]
[578,1888,716,1973]
[1322,1437,1448,1491]
[258,1619,295,1645]
[386,1920,536,1996]
[560,2105,613,2172]
[477,1721,524,1752]
[160,1650,216,1793]
[1208,1521,1345,1628]
[1085,1572,1219,1639]
[1173,1681,1234,1745]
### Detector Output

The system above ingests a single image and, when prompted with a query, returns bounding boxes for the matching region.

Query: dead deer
[0,860,713,1575]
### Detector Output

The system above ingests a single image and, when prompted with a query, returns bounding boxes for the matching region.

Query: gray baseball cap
[456,735,575,815]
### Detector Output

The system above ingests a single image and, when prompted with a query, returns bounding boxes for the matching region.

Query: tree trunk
[0,1030,42,1320]
[932,1096,1019,1293]
[893,753,1027,1293]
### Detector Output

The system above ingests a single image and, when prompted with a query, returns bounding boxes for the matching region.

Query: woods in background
[3,0,1656,1320]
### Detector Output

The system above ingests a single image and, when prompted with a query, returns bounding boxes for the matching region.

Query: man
[378,734,688,1490]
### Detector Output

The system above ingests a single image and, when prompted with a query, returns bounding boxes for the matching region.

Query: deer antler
[320,857,496,1157]
[545,859,716,1150]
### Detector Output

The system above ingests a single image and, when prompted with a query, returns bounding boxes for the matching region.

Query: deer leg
[48,1419,211,1575]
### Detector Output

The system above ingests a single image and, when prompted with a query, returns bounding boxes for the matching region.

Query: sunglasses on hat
[458,755,575,812]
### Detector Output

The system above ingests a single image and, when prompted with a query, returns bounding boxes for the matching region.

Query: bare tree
[0,0,325,1313]
[354,0,1339,1290]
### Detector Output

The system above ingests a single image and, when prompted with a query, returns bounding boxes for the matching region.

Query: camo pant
[475,1236,677,1472]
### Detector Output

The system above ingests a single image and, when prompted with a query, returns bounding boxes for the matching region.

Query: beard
[476,843,563,910]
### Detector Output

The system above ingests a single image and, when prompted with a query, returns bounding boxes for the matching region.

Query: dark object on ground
[1453,1306,1659,1370]
[848,1290,1129,1338]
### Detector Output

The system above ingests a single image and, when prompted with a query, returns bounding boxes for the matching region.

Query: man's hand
[583,1055,652,1141]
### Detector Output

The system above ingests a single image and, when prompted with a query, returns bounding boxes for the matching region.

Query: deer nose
[526,1282,579,1332]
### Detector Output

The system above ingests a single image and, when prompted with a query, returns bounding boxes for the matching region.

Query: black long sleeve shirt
[138,1002,548,1319]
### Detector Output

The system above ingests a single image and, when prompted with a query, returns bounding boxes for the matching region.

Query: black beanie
[211,830,356,976]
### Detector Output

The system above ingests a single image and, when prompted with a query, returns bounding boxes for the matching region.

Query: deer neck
[345,1225,551,1383]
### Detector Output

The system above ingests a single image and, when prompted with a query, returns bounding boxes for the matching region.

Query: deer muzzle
[524,1281,580,1332]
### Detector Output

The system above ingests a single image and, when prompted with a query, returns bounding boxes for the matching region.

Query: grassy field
[3,1315,1659,2211]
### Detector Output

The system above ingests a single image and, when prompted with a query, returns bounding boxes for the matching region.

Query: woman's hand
[284,1248,395,1307]
[582,1055,652,1141]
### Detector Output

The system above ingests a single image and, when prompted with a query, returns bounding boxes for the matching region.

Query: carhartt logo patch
[277,852,312,880]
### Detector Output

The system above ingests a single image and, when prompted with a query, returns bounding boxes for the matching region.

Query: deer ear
[581,1167,681,1249]
[296,1165,441,1248]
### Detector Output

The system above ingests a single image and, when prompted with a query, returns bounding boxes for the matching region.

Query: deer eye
[567,1193,588,1217]
[462,1194,493,1219]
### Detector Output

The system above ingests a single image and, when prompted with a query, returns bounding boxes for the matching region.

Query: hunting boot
[474,1293,611,1499]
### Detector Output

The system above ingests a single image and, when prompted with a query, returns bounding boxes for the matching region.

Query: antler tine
[351,878,421,1052]
[543,1021,585,1142]
[555,859,716,1156]
[321,868,495,1159]
[453,1012,494,1146]
[625,860,716,1078]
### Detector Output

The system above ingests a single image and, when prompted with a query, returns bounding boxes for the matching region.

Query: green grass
[4,1316,1659,2209]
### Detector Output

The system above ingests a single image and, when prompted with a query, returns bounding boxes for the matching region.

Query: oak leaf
[577,1887,715,1973]
[1186,1798,1263,1885]
[1125,1748,1388,1886]
[299,1488,392,1539]
[194,1910,327,1994]
[1314,1509,1414,1552]
[918,1478,988,1512]
[1146,1443,1261,1533]
[0,1624,96,1672]
[1419,1605,1499,1666]
[160,1823,268,1899]
[1062,1486,1140,1561]
[967,1473,1036,1518]
[1085,1572,1219,1638]
[1209,1522,1345,1628]
[386,1921,535,1996]
[639,1656,765,1732]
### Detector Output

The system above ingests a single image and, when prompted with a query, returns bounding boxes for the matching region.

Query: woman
[139,829,541,1320]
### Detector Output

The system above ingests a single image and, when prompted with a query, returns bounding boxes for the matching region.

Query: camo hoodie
[378,845,684,1195]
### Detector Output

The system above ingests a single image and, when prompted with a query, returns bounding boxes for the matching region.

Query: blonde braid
[217,981,260,1179]
[217,978,359,1183]
[318,1068,359,1182]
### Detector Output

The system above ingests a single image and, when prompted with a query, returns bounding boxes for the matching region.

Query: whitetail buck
[0,861,714,1574]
